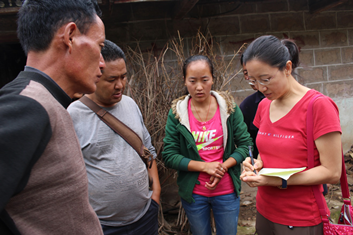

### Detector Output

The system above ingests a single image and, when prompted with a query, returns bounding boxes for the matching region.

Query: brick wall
[107,0,353,151]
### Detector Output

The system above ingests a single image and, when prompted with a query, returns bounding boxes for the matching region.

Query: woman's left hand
[205,176,221,190]
[240,170,259,187]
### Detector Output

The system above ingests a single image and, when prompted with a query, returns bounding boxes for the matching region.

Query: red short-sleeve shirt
[254,89,341,226]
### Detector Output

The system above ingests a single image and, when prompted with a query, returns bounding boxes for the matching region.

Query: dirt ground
[159,148,353,235]
[237,181,257,235]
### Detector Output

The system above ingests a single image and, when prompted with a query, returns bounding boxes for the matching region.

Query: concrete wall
[105,0,353,152]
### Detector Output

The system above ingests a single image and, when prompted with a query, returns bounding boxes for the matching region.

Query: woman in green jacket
[162,55,252,235]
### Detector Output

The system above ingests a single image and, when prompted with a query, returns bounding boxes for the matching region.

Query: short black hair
[17,0,102,55]
[101,40,126,63]
[183,55,214,79]
[243,35,300,73]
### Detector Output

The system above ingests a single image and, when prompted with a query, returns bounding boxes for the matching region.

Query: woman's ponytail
[281,39,300,70]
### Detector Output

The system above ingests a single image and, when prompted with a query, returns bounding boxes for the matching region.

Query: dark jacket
[239,90,265,158]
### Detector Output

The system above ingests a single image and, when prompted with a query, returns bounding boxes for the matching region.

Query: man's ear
[63,22,78,54]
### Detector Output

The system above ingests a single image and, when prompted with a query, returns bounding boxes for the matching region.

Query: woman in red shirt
[240,35,342,234]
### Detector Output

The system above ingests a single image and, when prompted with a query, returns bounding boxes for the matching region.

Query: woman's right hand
[204,162,226,178]
[205,176,221,190]
[242,157,263,173]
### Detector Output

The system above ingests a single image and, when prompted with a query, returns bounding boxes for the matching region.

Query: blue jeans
[181,192,240,235]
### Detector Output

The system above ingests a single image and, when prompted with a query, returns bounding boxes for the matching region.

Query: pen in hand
[248,146,257,174]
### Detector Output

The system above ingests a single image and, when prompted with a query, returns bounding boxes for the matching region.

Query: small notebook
[258,167,306,180]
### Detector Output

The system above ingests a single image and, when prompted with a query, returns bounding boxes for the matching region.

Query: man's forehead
[85,15,105,37]
[106,58,126,67]
[103,59,127,75]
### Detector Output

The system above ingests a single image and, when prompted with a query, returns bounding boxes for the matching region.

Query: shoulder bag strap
[307,94,350,222]
[79,96,152,168]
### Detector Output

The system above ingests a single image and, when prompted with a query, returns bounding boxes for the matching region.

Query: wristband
[278,179,287,189]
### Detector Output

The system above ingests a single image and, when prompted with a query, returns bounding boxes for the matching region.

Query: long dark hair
[243,35,300,74]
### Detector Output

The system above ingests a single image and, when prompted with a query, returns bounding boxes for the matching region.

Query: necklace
[191,97,212,131]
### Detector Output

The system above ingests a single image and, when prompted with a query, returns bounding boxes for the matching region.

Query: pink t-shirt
[254,89,341,226]
[188,98,235,197]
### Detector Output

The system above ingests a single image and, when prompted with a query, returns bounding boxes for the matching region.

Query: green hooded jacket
[162,91,253,203]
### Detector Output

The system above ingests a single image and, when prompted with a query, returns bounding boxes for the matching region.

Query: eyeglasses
[248,69,280,86]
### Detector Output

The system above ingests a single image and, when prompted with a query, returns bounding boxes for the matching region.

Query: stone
[305,12,336,30]
[240,15,270,34]
[306,83,324,94]
[289,31,320,49]
[208,16,240,36]
[329,64,353,80]
[315,49,341,66]
[342,47,353,63]
[349,29,353,46]
[325,80,353,98]
[241,200,253,207]
[169,19,202,38]
[297,67,327,84]
[221,35,254,55]
[337,11,353,28]
[271,13,305,31]
[129,20,170,41]
[321,30,348,47]
[299,50,314,67]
